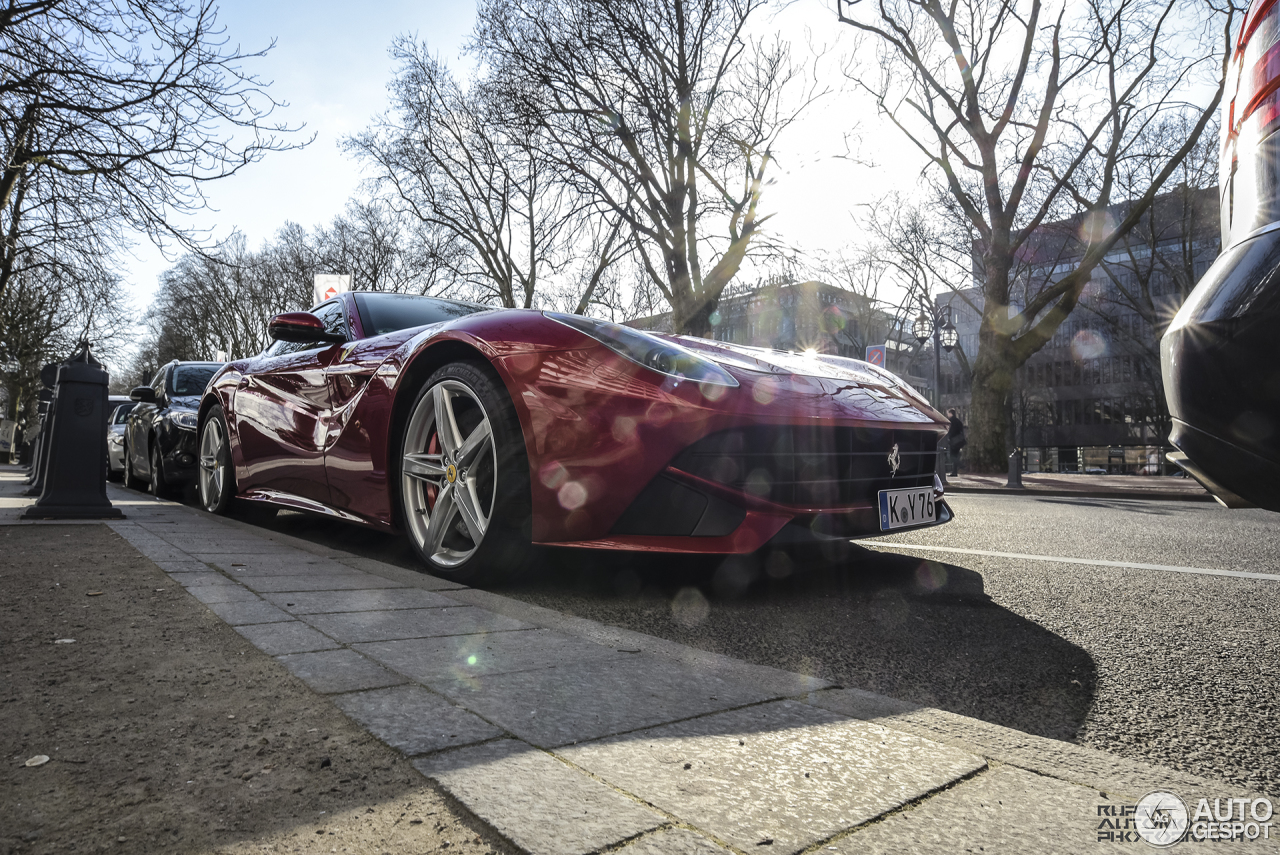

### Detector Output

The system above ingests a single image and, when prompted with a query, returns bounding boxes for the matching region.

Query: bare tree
[349,39,578,308]
[837,0,1238,471]
[0,0,300,427]
[476,0,823,334]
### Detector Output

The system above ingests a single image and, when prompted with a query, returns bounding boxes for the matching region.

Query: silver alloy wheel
[199,416,226,511]
[402,379,497,568]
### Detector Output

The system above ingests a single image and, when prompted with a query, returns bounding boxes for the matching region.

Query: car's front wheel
[400,362,534,583]
[150,441,176,500]
[199,406,234,514]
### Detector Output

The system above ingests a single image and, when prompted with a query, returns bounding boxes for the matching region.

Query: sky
[116,0,909,316]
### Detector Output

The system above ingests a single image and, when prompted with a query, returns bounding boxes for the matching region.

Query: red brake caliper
[425,432,440,511]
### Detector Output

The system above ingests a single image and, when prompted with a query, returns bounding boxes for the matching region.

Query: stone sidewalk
[2,467,1271,854]
[947,471,1214,501]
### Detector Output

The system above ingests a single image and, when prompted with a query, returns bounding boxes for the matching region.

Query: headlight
[169,411,199,431]
[545,312,739,388]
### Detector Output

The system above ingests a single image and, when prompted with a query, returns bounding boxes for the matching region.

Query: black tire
[399,361,535,584]
[198,405,235,515]
[123,440,145,490]
[150,441,176,500]
[106,462,122,482]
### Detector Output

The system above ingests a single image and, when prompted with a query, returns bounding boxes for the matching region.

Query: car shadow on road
[514,541,1098,744]
[233,504,1097,745]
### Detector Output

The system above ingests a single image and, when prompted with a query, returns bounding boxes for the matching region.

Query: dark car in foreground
[1161,0,1280,511]
[194,291,952,583]
[124,360,223,497]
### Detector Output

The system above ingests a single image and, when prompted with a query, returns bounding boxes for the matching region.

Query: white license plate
[878,486,938,531]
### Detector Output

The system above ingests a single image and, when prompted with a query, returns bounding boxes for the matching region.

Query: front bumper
[156,423,201,486]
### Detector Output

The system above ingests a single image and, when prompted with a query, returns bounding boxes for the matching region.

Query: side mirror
[268,312,346,344]
[129,386,156,403]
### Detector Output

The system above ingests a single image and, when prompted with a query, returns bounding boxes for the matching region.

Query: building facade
[934,188,1218,473]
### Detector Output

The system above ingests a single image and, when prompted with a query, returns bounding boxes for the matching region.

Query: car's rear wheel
[123,441,144,490]
[400,362,534,583]
[150,441,175,500]
[199,406,234,514]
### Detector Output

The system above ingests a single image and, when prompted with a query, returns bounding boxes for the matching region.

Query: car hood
[665,335,943,425]
[169,395,201,411]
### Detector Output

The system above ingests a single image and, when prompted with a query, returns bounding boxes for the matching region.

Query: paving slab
[331,554,469,590]
[233,621,342,656]
[559,700,986,855]
[204,598,294,626]
[332,684,504,755]
[261,587,460,614]
[302,606,531,644]
[185,584,260,605]
[162,538,298,554]
[166,571,240,588]
[150,559,214,575]
[275,649,406,694]
[803,688,1224,801]
[202,556,368,576]
[615,829,733,854]
[413,738,664,855]
[831,765,1131,855]
[354,629,625,686]
[233,572,406,593]
[433,653,779,748]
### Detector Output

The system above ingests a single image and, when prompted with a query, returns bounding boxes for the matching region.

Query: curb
[945,485,1216,502]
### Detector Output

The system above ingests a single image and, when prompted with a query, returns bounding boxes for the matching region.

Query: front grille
[671,425,939,507]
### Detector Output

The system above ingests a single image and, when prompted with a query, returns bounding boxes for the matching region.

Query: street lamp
[912,302,958,408]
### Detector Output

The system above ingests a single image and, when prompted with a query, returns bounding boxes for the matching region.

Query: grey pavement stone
[413,739,663,855]
[444,587,832,698]
[275,649,406,694]
[433,653,778,748]
[354,629,626,686]
[332,685,503,755]
[186,584,260,605]
[830,765,1114,855]
[262,588,459,614]
[235,573,405,593]
[559,700,986,855]
[167,572,239,588]
[302,607,530,644]
[331,554,468,590]
[203,556,364,576]
[151,559,213,575]
[803,689,1228,802]
[615,829,732,855]
[205,599,293,626]
[234,621,341,656]
[161,538,297,554]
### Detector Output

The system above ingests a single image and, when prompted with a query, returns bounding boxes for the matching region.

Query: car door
[127,367,166,477]
[232,301,346,504]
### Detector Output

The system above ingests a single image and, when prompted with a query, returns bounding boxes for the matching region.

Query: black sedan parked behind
[124,360,223,498]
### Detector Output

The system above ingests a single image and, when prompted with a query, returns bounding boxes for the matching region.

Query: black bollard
[1006,448,1024,489]
[21,344,124,520]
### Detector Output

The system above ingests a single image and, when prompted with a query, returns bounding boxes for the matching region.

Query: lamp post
[913,303,959,485]
[911,303,959,408]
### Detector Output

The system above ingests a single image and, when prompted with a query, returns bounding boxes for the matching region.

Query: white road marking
[867,542,1280,582]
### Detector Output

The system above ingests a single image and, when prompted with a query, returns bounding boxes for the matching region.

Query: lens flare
[752,377,778,404]
[1071,329,1107,361]
[671,586,711,627]
[558,480,588,510]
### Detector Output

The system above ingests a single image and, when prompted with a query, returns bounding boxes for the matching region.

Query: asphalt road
[173,486,1280,796]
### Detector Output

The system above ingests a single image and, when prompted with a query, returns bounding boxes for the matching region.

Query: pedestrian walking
[946,409,966,476]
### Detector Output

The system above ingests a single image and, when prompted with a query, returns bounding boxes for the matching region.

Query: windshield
[169,364,221,397]
[353,293,489,337]
[111,403,136,424]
